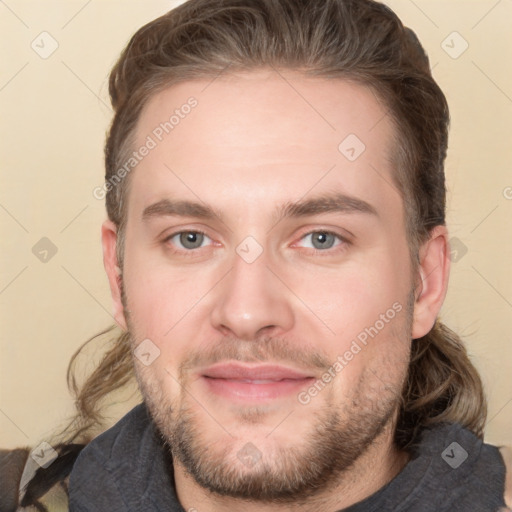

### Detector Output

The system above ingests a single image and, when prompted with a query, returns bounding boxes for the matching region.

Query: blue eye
[167,231,211,250]
[299,231,344,251]
[162,229,347,257]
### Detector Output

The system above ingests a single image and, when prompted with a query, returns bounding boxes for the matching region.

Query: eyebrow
[141,192,378,224]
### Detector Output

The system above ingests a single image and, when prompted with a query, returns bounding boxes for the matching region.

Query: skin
[102,68,450,511]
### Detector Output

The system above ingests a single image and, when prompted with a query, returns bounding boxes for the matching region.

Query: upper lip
[201,363,313,381]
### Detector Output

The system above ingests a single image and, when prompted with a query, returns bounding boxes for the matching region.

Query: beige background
[1,0,511,450]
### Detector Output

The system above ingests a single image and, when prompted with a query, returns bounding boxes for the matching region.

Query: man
[17,0,511,510]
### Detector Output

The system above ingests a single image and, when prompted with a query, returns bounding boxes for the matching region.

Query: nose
[210,246,295,341]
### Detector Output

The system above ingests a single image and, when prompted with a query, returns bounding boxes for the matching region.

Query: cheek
[121,248,216,341]
[124,269,167,327]
[290,255,409,335]
[123,267,198,383]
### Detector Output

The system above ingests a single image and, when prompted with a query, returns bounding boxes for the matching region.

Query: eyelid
[160,222,212,240]
[162,227,350,256]
[162,229,214,251]
[292,229,349,253]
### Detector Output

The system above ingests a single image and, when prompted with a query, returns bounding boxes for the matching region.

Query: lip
[202,362,312,380]
[200,362,315,401]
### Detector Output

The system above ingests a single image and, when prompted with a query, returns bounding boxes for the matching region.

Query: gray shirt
[68,403,508,511]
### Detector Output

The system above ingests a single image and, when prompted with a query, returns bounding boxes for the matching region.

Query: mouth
[200,362,315,401]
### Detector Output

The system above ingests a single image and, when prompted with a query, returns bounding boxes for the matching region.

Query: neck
[172,422,410,512]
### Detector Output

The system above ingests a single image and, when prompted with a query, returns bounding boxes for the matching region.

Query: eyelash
[162,229,349,258]
[163,230,212,257]
[298,231,348,256]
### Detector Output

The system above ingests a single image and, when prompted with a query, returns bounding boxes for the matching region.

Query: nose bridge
[210,240,294,339]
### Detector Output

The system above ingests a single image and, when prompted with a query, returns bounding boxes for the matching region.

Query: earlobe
[101,220,128,331]
[411,225,451,339]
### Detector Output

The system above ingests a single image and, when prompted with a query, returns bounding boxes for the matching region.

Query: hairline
[111,70,428,276]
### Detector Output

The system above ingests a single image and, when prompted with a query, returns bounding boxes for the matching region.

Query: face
[102,69,444,502]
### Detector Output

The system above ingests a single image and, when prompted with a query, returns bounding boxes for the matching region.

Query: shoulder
[68,402,178,512]
[499,445,512,509]
[0,448,29,511]
[73,402,151,467]
[69,403,153,505]
[411,421,511,510]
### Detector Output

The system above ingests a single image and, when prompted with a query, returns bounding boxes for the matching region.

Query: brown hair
[106,0,447,264]
[21,0,487,507]
[102,0,486,446]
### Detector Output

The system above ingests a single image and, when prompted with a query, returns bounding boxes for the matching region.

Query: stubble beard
[131,335,411,503]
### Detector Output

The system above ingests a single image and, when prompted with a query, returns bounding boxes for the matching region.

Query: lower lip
[202,376,314,401]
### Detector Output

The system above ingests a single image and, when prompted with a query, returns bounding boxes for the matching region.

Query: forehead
[128,69,401,222]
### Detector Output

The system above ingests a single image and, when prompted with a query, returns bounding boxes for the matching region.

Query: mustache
[178,335,332,378]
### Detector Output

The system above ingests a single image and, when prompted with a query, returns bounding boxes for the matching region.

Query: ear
[411,225,451,339]
[101,219,128,331]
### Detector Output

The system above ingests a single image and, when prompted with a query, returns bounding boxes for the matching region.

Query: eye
[296,231,345,251]
[165,230,212,250]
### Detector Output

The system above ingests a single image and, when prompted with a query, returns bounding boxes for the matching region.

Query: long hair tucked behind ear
[17,328,139,510]
[19,0,487,507]
[58,320,487,453]
[396,320,487,449]
[101,0,486,447]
